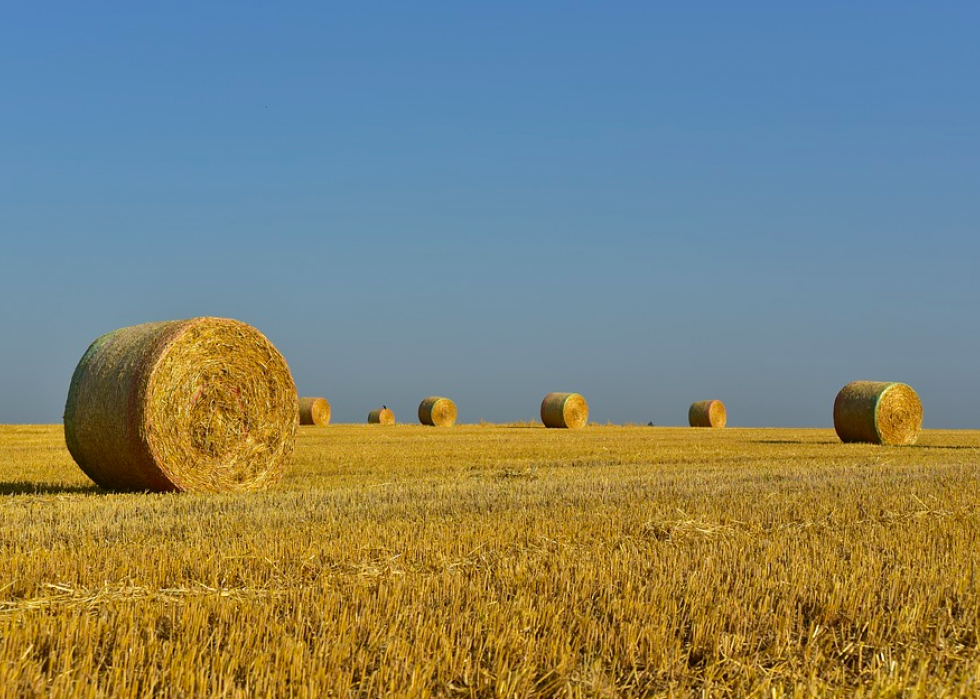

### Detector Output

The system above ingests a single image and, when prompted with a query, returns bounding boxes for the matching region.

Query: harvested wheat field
[1,423,978,697]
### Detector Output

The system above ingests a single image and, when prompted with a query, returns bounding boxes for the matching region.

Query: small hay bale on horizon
[418,396,457,426]
[63,317,298,493]
[368,406,395,425]
[298,397,331,426]
[540,392,589,429]
[689,400,727,428]
[833,380,922,446]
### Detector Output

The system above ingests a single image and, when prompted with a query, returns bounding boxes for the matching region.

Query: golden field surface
[1,424,978,698]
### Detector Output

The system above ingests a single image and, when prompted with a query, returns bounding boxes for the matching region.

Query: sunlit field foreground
[1,424,978,698]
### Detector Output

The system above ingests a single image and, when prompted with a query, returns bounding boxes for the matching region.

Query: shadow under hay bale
[298,397,331,426]
[368,407,395,425]
[540,392,589,429]
[833,380,922,446]
[418,396,457,426]
[63,317,298,493]
[689,400,727,428]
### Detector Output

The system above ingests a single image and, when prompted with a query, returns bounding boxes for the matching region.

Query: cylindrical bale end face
[418,397,457,426]
[63,318,298,493]
[368,408,396,425]
[689,400,727,428]
[299,397,331,426]
[833,381,922,445]
[540,392,589,429]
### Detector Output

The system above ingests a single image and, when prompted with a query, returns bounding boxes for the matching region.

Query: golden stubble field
[1,424,978,698]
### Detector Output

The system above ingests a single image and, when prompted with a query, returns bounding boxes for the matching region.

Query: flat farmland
[1,424,978,697]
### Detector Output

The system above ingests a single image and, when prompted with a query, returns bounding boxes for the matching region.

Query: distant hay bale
[418,396,457,426]
[298,397,331,426]
[833,381,922,446]
[689,400,727,428]
[63,317,298,493]
[368,407,395,425]
[540,392,588,429]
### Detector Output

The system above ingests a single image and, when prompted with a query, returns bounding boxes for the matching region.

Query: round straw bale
[63,317,298,493]
[833,381,922,446]
[368,407,395,425]
[298,397,331,426]
[689,400,727,428]
[540,392,589,429]
[418,396,457,426]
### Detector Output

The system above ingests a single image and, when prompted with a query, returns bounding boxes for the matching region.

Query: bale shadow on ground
[908,444,980,451]
[752,439,840,445]
[0,481,101,496]
[753,440,978,450]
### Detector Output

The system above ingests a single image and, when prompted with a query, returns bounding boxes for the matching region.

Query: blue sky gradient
[2,2,978,426]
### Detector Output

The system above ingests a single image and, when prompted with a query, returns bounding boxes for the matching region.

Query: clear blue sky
[2,2,978,427]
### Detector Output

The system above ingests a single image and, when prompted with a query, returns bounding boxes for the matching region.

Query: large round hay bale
[298,397,331,426]
[418,396,457,426]
[63,317,298,493]
[833,381,922,445]
[689,400,727,428]
[540,392,588,429]
[368,407,395,425]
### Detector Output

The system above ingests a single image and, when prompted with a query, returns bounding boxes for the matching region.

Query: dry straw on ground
[418,396,457,427]
[540,392,589,429]
[63,317,298,493]
[833,380,922,445]
[368,407,395,425]
[3,424,980,696]
[689,399,727,428]
[298,397,331,426]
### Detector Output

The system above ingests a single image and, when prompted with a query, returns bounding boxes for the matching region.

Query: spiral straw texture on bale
[540,392,589,429]
[298,397,331,426]
[368,407,395,425]
[689,400,727,428]
[63,318,298,493]
[418,396,457,427]
[833,381,922,446]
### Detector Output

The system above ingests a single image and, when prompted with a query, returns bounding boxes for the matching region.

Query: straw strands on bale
[63,317,298,493]
[368,407,395,425]
[298,397,331,426]
[833,381,922,446]
[418,396,457,427]
[689,400,727,428]
[540,392,589,429]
